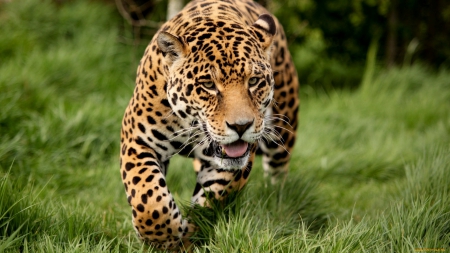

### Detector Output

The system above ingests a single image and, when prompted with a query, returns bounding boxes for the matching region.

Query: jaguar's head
[158,14,276,169]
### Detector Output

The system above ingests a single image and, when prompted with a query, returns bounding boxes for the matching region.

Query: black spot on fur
[152,210,160,219]
[151,129,168,141]
[273,151,289,160]
[159,178,166,187]
[178,110,187,118]
[137,152,155,159]
[147,116,156,124]
[132,176,141,185]
[186,84,194,96]
[137,204,145,212]
[125,162,135,171]
[146,175,155,182]
[135,137,152,149]
[161,99,171,108]
[127,147,137,156]
[202,179,230,187]
[193,183,202,196]
[141,194,148,204]
[198,33,212,41]
[138,123,146,133]
[144,161,158,167]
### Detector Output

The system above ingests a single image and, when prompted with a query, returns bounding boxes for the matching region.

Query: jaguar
[120,0,299,250]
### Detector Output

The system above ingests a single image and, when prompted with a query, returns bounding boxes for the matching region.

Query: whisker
[264,115,293,128]
[272,113,291,121]
[271,125,294,135]
[264,129,284,143]
[181,130,204,144]
[167,120,210,158]
[168,126,197,138]
[164,109,176,119]
[167,128,198,141]
[168,128,205,157]
[186,135,210,157]
[262,131,290,154]
[169,136,202,157]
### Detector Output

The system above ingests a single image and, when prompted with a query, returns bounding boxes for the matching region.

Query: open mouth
[214,139,250,159]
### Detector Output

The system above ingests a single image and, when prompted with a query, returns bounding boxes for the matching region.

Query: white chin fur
[213,154,250,170]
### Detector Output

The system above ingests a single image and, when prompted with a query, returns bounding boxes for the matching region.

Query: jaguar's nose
[226,120,254,138]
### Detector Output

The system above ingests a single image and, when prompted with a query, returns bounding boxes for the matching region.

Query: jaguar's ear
[251,14,276,52]
[157,32,186,66]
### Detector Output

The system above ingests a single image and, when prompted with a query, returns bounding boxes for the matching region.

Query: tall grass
[1,0,449,252]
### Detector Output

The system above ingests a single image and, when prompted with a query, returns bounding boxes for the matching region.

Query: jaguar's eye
[248,77,259,86]
[202,81,215,89]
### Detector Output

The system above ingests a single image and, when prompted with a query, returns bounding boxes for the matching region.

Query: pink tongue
[222,140,249,158]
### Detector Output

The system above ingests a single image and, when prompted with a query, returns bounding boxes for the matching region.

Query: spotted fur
[120,0,299,250]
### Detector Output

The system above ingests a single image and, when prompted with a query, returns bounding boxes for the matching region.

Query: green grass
[1,0,449,252]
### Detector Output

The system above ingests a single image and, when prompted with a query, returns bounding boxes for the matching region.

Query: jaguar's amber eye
[248,77,259,86]
[202,81,215,89]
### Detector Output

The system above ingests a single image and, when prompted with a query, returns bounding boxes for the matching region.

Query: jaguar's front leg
[191,152,255,207]
[120,142,192,251]
[260,101,299,185]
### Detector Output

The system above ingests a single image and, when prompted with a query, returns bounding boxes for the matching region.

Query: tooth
[222,148,227,156]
